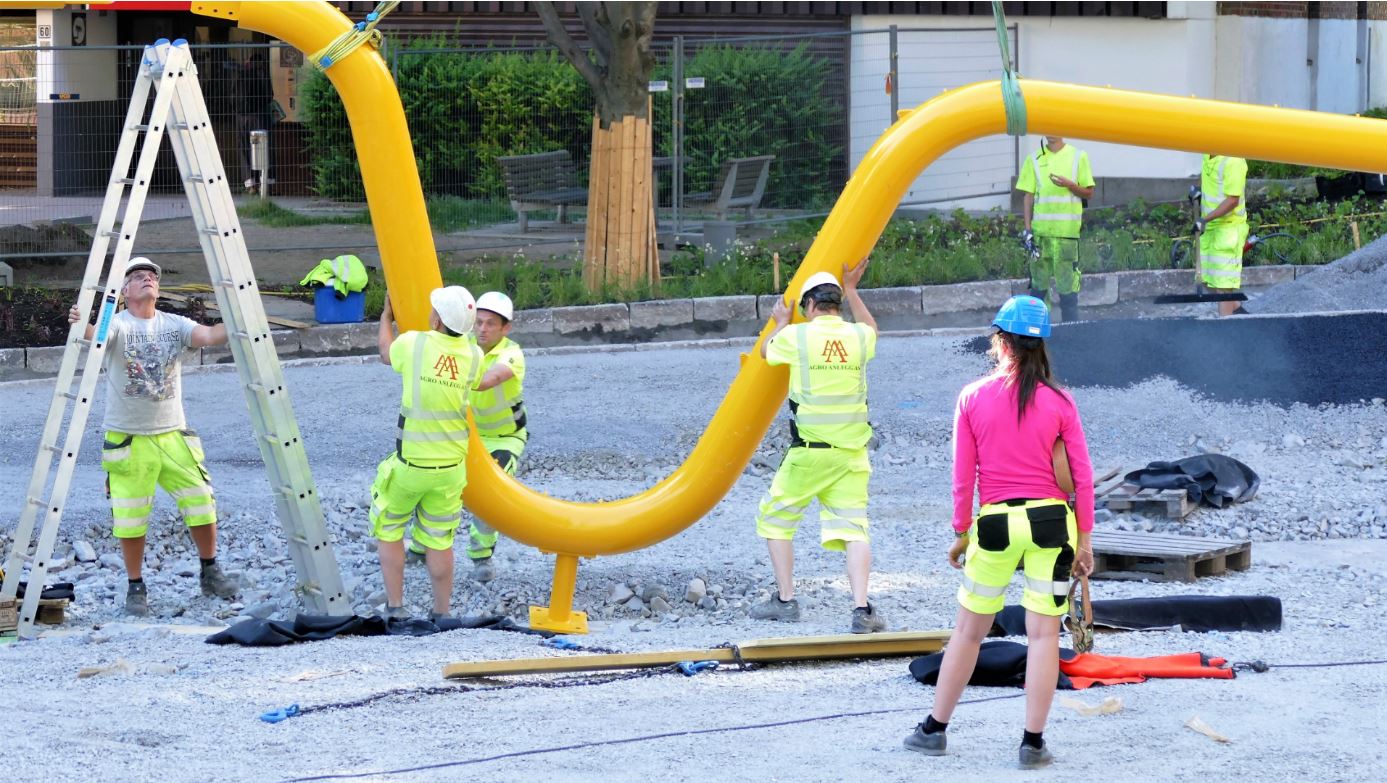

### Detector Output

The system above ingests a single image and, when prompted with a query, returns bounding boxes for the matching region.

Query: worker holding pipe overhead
[749,257,887,634]
[1016,136,1095,323]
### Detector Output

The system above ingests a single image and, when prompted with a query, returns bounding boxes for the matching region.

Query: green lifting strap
[991,0,1028,137]
[308,0,401,71]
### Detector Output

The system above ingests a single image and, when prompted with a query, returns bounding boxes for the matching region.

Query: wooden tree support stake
[443,629,950,679]
[1352,220,1362,250]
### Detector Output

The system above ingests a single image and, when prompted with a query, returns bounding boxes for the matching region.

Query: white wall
[852,14,1212,207]
[1372,22,1387,109]
[1215,15,1373,114]
[36,8,118,103]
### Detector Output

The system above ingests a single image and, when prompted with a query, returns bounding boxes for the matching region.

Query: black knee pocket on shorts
[1026,505,1069,548]
[976,513,1010,551]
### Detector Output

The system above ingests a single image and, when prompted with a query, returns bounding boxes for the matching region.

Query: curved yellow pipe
[196,0,1387,557]
[191,1,439,330]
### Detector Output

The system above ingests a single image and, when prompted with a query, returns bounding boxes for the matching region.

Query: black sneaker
[748,595,801,621]
[903,724,946,755]
[1019,744,1054,769]
[125,581,150,617]
[851,603,886,633]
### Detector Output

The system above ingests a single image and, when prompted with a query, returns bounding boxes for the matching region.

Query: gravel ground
[1250,233,1387,314]
[3,317,1386,782]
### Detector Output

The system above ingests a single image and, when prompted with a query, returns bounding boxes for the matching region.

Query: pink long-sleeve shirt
[952,373,1095,533]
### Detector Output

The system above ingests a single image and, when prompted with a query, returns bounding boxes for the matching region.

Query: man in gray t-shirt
[70,257,238,616]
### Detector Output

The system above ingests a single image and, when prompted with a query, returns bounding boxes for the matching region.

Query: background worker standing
[1016,136,1095,323]
[1197,153,1250,316]
[68,257,238,616]
[749,258,887,634]
[372,286,482,621]
[406,291,527,583]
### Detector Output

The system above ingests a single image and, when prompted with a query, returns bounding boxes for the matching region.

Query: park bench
[495,150,588,233]
[685,154,775,219]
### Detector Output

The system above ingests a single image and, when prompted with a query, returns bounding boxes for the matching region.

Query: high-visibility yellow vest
[1201,155,1248,227]
[1022,145,1089,239]
[299,254,369,298]
[770,315,876,450]
[392,330,482,466]
[470,337,527,440]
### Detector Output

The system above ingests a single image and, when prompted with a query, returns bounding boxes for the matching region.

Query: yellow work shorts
[1199,221,1249,290]
[958,498,1077,617]
[100,429,216,539]
[369,455,466,550]
[755,446,871,552]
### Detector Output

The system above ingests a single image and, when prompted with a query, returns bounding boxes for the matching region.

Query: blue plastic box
[314,287,365,324]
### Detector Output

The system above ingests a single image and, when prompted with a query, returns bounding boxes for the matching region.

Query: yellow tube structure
[190,1,439,330]
[193,0,1387,630]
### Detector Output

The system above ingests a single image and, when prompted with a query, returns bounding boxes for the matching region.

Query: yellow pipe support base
[192,1,1387,614]
[528,553,588,634]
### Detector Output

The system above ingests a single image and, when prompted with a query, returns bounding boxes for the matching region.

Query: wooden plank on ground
[159,291,312,330]
[1090,531,1251,583]
[443,630,951,679]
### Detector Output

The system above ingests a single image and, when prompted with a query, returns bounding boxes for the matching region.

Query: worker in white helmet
[371,286,483,621]
[405,291,526,584]
[749,257,887,633]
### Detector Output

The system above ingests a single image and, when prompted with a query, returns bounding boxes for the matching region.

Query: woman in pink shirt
[904,295,1095,770]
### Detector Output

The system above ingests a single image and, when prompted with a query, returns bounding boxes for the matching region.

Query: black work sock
[1022,730,1045,750]
[922,715,948,735]
[200,557,216,569]
[128,577,144,586]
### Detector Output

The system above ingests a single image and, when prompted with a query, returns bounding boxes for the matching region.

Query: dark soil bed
[0,287,221,349]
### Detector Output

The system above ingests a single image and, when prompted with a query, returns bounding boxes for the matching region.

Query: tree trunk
[583,100,659,290]
[536,2,660,291]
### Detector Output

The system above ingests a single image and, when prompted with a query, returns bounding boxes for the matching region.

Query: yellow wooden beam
[442,630,950,679]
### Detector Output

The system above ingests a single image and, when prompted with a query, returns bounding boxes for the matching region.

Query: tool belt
[395,454,460,471]
[789,437,835,449]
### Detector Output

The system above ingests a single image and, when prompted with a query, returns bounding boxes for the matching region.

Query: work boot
[748,595,801,622]
[902,724,947,755]
[1027,287,1046,303]
[1019,744,1054,770]
[1059,292,1080,323]
[199,562,239,599]
[125,581,150,617]
[851,603,887,633]
[405,546,427,567]
[472,557,497,583]
[382,605,411,621]
[428,610,451,623]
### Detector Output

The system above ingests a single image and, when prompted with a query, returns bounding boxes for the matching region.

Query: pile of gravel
[1250,233,1387,314]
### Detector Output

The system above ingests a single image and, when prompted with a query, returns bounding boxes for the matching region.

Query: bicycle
[1168,227,1300,269]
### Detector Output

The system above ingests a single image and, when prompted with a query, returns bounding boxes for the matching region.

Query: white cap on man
[429,286,477,334]
[124,257,161,278]
[475,291,514,322]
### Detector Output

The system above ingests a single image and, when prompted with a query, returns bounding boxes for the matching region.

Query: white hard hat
[475,291,514,322]
[799,271,841,301]
[124,257,161,278]
[429,285,477,335]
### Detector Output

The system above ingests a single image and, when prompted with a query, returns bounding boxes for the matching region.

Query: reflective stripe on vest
[471,338,526,438]
[1029,148,1084,237]
[1202,156,1247,224]
[788,320,871,447]
[395,332,480,465]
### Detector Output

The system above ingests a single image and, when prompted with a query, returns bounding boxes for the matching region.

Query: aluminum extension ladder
[0,40,346,639]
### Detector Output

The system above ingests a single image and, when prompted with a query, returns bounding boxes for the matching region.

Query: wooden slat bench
[495,150,588,233]
[685,154,774,219]
[1090,530,1252,583]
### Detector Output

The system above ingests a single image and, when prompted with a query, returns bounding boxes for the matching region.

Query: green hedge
[301,41,843,208]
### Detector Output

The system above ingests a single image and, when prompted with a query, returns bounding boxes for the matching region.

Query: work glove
[1193,218,1207,235]
[1021,230,1037,257]
[1188,185,1203,203]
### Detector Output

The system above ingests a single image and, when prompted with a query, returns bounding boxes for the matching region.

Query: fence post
[672,36,685,243]
[888,25,899,123]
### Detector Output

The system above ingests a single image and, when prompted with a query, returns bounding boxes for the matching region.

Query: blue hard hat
[992,295,1051,338]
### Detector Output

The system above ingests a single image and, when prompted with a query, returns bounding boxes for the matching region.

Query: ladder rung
[27,496,43,507]
[60,391,79,401]
[99,230,119,238]
[171,122,190,130]
[215,280,235,288]
[130,123,150,131]
[300,583,322,596]
[76,338,92,348]
[201,227,221,235]
[41,443,60,453]
[186,175,206,183]
[247,383,267,393]
[114,177,135,185]
[85,284,105,292]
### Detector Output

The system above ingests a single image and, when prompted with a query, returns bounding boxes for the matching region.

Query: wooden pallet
[0,599,15,634]
[1091,530,1252,583]
[1094,467,1196,520]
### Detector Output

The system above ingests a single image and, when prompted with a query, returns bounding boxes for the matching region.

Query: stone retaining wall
[0,265,1312,380]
